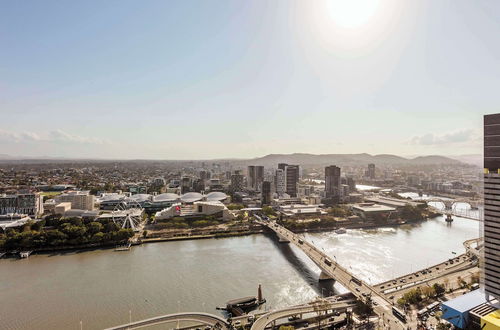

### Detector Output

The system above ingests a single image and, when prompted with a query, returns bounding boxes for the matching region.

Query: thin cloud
[0,129,109,145]
[409,129,478,146]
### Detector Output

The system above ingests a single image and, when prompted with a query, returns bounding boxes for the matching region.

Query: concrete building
[261,181,272,206]
[483,113,500,301]
[279,163,299,197]
[55,190,95,211]
[230,170,245,193]
[255,165,264,191]
[325,165,341,204]
[0,193,44,218]
[55,202,72,215]
[247,165,255,190]
[247,165,264,191]
[278,204,327,217]
[366,163,376,180]
[181,177,192,194]
[155,201,235,221]
[275,169,285,195]
[350,203,396,221]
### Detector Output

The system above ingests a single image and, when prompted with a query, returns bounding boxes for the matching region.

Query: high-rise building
[325,165,341,203]
[366,163,376,180]
[483,113,500,301]
[255,166,264,191]
[247,165,264,191]
[275,169,285,195]
[247,165,256,190]
[181,177,192,194]
[230,170,245,193]
[261,181,272,206]
[284,165,300,197]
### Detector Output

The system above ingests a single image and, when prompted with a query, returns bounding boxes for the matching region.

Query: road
[103,312,230,330]
[250,299,354,330]
[258,218,407,329]
[375,238,481,296]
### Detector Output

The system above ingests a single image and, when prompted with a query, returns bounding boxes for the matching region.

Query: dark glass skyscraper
[325,165,341,204]
[483,113,500,300]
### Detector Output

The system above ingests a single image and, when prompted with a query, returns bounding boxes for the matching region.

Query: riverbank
[0,213,449,255]
[0,215,480,330]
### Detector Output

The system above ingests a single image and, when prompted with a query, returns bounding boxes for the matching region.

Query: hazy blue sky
[1,0,499,159]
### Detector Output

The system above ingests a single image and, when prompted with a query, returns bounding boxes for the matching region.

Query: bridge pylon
[319,270,335,281]
[277,233,290,243]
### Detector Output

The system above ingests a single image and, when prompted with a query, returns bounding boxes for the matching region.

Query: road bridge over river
[258,218,407,329]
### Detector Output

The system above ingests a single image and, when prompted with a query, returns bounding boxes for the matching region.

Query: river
[0,215,479,330]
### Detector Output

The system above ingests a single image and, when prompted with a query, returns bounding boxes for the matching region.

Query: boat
[335,228,347,234]
[220,284,266,316]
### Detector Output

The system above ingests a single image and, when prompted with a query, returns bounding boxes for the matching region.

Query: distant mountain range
[236,153,476,167]
[0,153,481,167]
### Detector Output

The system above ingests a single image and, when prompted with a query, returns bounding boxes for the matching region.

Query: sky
[1,0,499,159]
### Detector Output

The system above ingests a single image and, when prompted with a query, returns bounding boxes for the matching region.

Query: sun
[327,0,381,29]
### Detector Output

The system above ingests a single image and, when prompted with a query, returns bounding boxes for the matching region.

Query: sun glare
[327,0,381,29]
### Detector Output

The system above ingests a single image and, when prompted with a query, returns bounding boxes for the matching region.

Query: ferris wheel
[112,199,143,231]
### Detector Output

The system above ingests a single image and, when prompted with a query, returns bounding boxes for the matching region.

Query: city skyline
[1,0,499,159]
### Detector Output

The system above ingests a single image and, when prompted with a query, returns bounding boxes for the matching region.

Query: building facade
[483,113,500,301]
[366,163,376,179]
[0,193,44,217]
[279,163,299,197]
[230,170,245,193]
[325,165,341,203]
[55,191,95,211]
[261,181,272,206]
[275,169,285,195]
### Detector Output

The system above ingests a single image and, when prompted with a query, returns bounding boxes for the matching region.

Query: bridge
[105,224,482,330]
[258,218,407,329]
[420,197,483,221]
[104,312,230,330]
[250,298,355,330]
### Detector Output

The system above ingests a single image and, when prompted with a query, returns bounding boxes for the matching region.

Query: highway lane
[258,219,407,329]
[103,312,230,330]
[250,300,354,330]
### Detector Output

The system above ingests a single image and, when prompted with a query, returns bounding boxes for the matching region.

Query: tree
[88,222,104,235]
[262,206,276,216]
[433,283,445,297]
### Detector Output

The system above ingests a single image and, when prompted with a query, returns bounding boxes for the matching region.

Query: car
[373,301,378,306]
[234,321,241,326]
[355,288,360,292]
[247,315,255,322]
[334,311,340,316]
[303,322,309,328]
[381,286,385,289]
[288,315,300,322]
